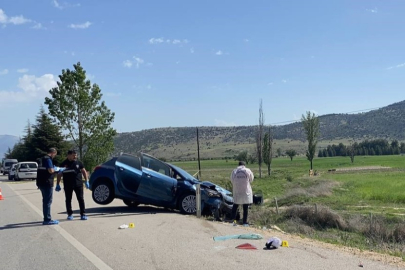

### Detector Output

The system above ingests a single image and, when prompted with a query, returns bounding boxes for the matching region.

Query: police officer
[36,148,59,225]
[56,150,89,220]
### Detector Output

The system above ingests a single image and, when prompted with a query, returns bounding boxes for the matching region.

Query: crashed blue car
[89,153,235,219]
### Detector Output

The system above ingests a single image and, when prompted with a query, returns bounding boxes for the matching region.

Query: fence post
[196,184,201,218]
[275,197,279,215]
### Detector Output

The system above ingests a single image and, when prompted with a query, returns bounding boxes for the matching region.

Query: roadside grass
[172,155,405,259]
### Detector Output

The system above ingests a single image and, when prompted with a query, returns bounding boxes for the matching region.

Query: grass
[172,155,405,259]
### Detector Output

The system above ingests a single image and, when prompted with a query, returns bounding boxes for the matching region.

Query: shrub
[285,205,348,230]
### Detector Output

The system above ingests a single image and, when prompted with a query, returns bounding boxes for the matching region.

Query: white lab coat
[231,165,254,204]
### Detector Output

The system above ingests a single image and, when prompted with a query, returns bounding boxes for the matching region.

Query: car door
[115,154,143,196]
[136,154,177,204]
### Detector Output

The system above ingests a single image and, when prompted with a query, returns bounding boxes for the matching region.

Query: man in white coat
[230,161,254,226]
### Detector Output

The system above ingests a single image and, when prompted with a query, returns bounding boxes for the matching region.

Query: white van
[14,162,38,181]
[2,159,18,175]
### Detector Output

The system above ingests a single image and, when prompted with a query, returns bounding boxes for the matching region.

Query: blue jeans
[39,186,53,222]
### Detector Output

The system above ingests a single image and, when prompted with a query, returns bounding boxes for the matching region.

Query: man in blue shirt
[36,148,59,225]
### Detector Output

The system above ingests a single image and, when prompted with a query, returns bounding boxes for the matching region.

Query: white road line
[8,184,113,270]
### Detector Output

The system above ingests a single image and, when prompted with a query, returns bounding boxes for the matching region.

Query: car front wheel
[92,180,114,205]
[179,193,197,215]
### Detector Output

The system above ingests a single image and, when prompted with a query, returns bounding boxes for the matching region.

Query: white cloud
[133,57,144,68]
[282,79,287,83]
[0,74,57,104]
[215,50,223,56]
[149,37,190,45]
[86,73,95,80]
[387,62,405,70]
[0,9,31,25]
[68,21,92,29]
[123,57,145,68]
[53,0,81,10]
[214,119,236,127]
[17,68,29,73]
[366,8,378,13]
[190,48,195,53]
[123,60,133,68]
[32,23,45,30]
[0,69,8,75]
[149,37,165,44]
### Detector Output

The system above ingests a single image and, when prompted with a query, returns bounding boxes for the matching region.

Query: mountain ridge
[114,100,405,160]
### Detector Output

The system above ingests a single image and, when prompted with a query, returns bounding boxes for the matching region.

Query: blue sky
[1,0,405,137]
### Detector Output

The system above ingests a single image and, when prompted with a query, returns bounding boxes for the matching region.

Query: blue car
[89,153,236,219]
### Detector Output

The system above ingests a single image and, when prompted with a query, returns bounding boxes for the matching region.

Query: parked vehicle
[2,159,18,175]
[89,153,236,220]
[14,162,38,181]
[8,164,17,180]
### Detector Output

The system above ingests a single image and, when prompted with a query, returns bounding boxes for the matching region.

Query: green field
[173,155,405,259]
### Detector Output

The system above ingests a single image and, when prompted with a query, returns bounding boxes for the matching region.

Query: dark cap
[238,161,246,166]
[67,150,77,155]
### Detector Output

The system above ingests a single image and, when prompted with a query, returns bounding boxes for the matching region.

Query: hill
[0,135,20,159]
[114,100,405,160]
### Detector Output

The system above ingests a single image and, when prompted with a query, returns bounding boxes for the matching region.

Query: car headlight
[205,189,221,198]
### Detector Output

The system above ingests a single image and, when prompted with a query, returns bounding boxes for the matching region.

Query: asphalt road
[0,175,403,270]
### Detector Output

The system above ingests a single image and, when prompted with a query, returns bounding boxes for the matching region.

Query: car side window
[117,155,141,171]
[28,163,37,169]
[142,156,171,177]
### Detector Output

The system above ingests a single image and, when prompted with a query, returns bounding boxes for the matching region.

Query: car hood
[185,178,232,196]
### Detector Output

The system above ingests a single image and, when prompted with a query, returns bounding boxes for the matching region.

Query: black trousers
[231,204,249,224]
[64,185,85,216]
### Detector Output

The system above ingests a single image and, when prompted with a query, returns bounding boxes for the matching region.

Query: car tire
[92,180,114,205]
[123,199,139,208]
[179,193,197,215]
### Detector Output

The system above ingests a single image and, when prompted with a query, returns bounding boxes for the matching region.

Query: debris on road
[213,233,263,241]
[236,243,258,250]
[265,237,282,249]
[118,224,129,229]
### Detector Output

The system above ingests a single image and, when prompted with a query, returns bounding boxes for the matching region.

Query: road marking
[8,184,113,270]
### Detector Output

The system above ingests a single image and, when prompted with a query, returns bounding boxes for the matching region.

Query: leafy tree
[400,142,405,154]
[347,141,357,163]
[285,149,297,161]
[263,127,273,175]
[276,148,282,157]
[235,150,248,164]
[318,149,323,157]
[30,106,69,165]
[45,62,116,170]
[256,99,264,178]
[248,153,257,164]
[301,111,320,170]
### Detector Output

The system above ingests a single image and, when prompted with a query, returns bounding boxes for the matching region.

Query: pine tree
[31,106,69,164]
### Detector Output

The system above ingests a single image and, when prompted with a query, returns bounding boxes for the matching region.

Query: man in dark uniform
[56,150,89,220]
[36,148,59,225]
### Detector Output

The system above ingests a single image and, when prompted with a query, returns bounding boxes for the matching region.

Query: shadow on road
[57,205,179,218]
[0,221,43,231]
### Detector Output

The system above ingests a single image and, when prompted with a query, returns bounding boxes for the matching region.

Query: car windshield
[168,164,199,182]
